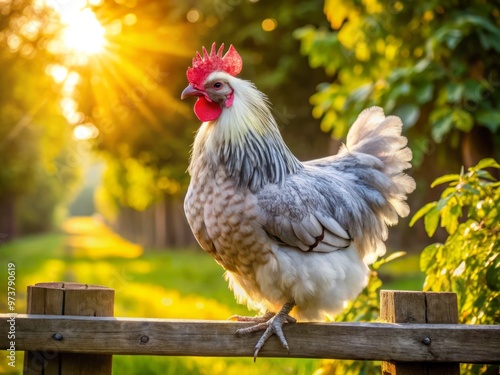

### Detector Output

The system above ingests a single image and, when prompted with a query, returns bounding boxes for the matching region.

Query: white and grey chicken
[181,43,415,359]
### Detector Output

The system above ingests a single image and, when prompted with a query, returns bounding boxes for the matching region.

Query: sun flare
[60,8,106,55]
[41,0,188,131]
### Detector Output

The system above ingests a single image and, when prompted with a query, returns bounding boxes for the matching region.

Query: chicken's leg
[235,301,296,360]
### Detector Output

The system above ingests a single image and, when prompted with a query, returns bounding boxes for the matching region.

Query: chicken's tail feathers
[346,107,411,173]
[340,106,416,263]
[344,106,416,196]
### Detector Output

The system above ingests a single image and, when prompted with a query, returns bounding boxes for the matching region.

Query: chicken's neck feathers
[189,75,303,192]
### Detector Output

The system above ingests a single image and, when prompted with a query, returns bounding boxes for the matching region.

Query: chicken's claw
[234,301,296,361]
[228,311,274,322]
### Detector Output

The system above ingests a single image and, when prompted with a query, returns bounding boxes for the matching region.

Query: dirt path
[62,216,143,259]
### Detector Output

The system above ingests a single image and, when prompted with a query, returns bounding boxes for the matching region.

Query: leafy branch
[411,158,499,328]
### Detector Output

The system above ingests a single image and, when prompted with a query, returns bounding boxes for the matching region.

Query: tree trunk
[461,126,499,177]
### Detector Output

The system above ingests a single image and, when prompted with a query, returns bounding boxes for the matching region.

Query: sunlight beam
[60,8,106,55]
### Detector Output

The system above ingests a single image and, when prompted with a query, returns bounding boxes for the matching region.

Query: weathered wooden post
[23,282,114,375]
[380,290,460,375]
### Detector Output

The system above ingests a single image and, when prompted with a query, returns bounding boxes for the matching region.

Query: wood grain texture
[380,290,460,375]
[22,282,114,375]
[423,293,460,375]
[24,284,65,375]
[3,314,499,363]
[425,292,458,324]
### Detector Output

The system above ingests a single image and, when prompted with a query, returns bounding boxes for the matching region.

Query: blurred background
[1,0,499,374]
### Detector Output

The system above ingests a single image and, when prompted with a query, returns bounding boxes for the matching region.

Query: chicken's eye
[213,81,223,89]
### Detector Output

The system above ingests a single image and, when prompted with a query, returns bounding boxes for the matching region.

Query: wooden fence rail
[0,282,499,375]
[3,315,499,361]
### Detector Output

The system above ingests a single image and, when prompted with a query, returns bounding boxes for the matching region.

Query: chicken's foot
[235,301,296,360]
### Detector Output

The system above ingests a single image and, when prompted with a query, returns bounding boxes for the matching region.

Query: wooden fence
[112,201,197,249]
[1,282,499,374]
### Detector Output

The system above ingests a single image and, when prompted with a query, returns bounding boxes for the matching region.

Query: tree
[73,1,205,217]
[295,0,500,178]
[0,0,80,237]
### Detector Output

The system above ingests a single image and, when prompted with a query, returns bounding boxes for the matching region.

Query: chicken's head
[181,43,242,122]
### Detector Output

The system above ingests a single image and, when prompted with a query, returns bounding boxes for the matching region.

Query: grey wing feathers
[258,106,415,262]
[257,180,352,253]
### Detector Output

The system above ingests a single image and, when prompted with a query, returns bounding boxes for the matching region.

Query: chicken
[181,43,415,359]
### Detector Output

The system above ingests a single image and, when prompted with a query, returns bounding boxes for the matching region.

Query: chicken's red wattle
[194,96,222,122]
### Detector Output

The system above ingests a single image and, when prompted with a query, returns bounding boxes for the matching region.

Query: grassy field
[0,217,424,375]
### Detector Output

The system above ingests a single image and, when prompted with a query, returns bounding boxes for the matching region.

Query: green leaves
[423,204,440,237]
[394,104,420,128]
[471,158,500,171]
[409,201,436,228]
[452,109,474,132]
[430,173,460,188]
[415,82,434,104]
[444,204,462,234]
[298,0,500,184]
[477,109,500,132]
[419,243,440,273]
[486,255,500,292]
[413,158,500,329]
[430,110,454,142]
[410,195,465,237]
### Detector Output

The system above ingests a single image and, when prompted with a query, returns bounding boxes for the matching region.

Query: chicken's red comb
[186,43,242,88]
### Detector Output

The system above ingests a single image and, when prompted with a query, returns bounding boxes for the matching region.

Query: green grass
[112,356,318,375]
[378,253,426,291]
[0,230,425,375]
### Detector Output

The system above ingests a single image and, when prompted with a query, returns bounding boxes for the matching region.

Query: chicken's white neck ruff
[189,71,303,192]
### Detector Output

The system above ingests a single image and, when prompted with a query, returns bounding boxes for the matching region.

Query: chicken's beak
[181,84,204,99]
